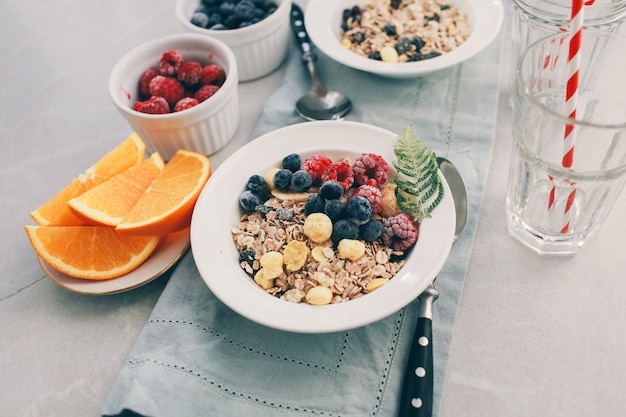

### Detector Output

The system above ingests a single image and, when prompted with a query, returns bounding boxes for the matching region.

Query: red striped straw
[548,0,584,233]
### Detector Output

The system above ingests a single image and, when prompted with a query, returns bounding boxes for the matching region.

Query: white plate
[190,121,456,333]
[39,229,190,295]
[305,0,504,78]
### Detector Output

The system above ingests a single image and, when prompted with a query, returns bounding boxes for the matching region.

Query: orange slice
[24,225,160,280]
[67,152,165,226]
[116,149,211,236]
[30,133,146,226]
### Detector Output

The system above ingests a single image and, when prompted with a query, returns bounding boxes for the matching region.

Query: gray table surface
[2,1,626,416]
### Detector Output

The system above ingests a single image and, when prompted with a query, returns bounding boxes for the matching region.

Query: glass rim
[515,29,626,130]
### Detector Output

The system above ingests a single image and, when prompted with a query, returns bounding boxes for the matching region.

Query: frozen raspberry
[139,67,158,98]
[201,64,226,87]
[352,181,383,214]
[353,153,389,187]
[177,61,203,87]
[302,155,333,184]
[158,50,184,76]
[194,84,220,103]
[133,96,169,114]
[321,161,354,191]
[149,75,184,107]
[173,97,199,112]
[382,212,419,251]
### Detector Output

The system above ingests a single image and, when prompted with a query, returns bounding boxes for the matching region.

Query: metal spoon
[398,156,468,417]
[290,4,352,121]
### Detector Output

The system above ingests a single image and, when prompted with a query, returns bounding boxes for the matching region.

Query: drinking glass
[507,30,626,254]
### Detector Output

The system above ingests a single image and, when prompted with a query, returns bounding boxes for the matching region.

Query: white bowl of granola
[304,0,504,78]
[190,121,455,333]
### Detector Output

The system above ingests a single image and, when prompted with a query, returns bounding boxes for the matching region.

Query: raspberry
[173,97,199,112]
[382,212,419,251]
[352,182,383,214]
[353,153,389,187]
[177,61,203,87]
[149,75,184,107]
[321,161,354,191]
[132,96,169,114]
[302,155,333,184]
[201,64,226,87]
[158,50,184,76]
[139,67,158,98]
[194,84,220,103]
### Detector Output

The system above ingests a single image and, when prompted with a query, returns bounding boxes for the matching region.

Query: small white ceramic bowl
[305,0,504,78]
[108,33,239,160]
[175,0,292,81]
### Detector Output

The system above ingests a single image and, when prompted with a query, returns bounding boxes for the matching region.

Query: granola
[232,197,407,305]
[340,0,471,63]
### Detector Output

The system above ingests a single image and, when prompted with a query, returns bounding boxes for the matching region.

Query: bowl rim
[305,0,504,78]
[190,120,456,333]
[108,33,238,120]
[175,0,292,44]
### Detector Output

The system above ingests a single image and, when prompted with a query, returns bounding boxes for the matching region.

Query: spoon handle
[399,286,439,417]
[290,3,317,62]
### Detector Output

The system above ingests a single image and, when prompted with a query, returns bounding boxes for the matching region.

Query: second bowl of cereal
[190,120,456,333]
[304,0,504,78]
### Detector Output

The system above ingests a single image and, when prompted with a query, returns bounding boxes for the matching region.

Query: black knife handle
[398,317,434,417]
[289,3,317,62]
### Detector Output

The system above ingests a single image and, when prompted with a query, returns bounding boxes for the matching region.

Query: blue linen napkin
[102,29,503,417]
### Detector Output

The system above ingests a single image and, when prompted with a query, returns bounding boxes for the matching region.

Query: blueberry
[224,14,240,28]
[346,196,373,225]
[319,180,343,200]
[210,23,227,30]
[383,24,397,36]
[191,12,209,28]
[273,169,292,190]
[331,219,360,245]
[395,37,412,55]
[246,174,267,195]
[291,170,313,192]
[235,0,256,20]
[359,219,384,242]
[368,51,382,61]
[412,36,426,51]
[352,31,365,44]
[240,190,264,211]
[219,1,236,16]
[422,51,441,60]
[207,12,223,26]
[324,199,346,222]
[238,250,256,272]
[304,193,325,215]
[282,153,301,172]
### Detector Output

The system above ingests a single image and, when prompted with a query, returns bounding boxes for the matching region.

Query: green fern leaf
[392,125,444,223]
